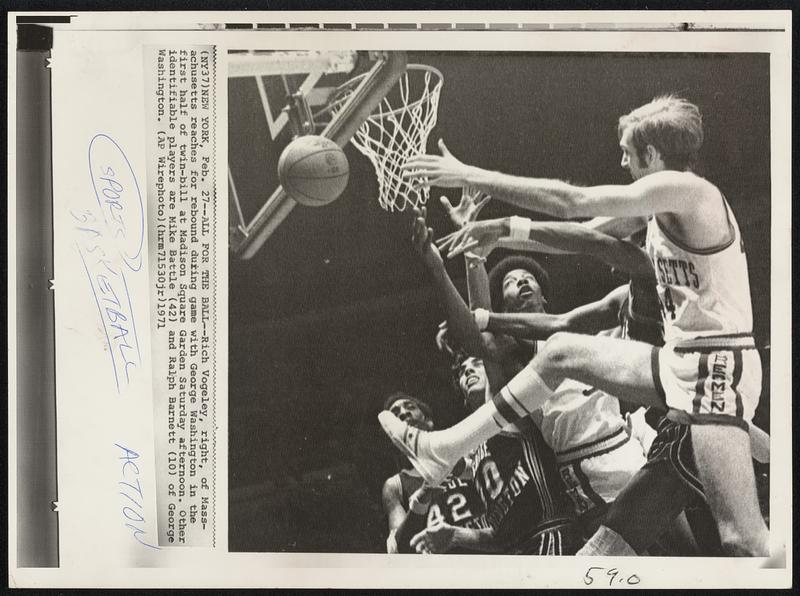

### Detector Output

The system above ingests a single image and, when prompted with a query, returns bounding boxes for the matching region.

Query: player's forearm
[452,527,502,552]
[485,311,566,340]
[429,265,489,356]
[465,256,492,310]
[466,168,584,219]
[496,217,654,281]
[394,512,428,554]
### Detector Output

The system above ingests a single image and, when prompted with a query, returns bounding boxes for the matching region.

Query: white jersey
[537,379,626,456]
[646,196,754,341]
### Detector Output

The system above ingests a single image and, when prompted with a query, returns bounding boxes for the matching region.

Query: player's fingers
[409,179,432,192]
[410,531,425,548]
[445,228,468,249]
[401,156,439,169]
[438,233,461,252]
[449,238,479,258]
[439,195,454,213]
[438,138,451,156]
[435,232,456,250]
[411,216,424,237]
[476,194,492,210]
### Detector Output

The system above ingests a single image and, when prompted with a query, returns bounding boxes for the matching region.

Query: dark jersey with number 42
[399,467,487,553]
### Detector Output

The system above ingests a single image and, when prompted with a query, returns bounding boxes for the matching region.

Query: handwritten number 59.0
[583,566,640,586]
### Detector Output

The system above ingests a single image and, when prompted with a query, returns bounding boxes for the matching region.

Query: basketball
[278,135,350,207]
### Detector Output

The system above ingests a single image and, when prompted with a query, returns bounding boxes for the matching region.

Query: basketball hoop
[331,64,443,212]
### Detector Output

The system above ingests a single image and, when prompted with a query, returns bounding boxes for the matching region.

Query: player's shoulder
[646,170,719,198]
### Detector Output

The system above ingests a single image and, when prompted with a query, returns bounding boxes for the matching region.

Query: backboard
[228,50,407,259]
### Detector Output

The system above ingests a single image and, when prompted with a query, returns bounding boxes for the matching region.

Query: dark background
[228,52,771,552]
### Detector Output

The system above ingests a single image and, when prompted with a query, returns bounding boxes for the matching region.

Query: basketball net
[332,65,443,212]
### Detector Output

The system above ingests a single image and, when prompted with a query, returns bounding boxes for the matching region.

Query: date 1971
[583,566,640,586]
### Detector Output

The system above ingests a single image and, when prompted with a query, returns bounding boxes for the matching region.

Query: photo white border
[8,10,792,589]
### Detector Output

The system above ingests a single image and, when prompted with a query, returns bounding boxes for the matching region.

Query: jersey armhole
[653,192,737,255]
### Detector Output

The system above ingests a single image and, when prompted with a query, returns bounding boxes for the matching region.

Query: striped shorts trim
[510,519,580,555]
[652,339,761,431]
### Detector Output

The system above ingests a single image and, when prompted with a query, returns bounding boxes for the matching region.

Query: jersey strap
[651,193,737,256]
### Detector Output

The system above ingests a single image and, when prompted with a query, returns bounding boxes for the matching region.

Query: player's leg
[379,332,662,484]
[578,462,691,555]
[691,425,769,556]
[659,345,769,556]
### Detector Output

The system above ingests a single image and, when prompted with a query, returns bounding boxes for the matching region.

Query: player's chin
[518,296,545,313]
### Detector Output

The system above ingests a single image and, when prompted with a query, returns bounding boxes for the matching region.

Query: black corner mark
[17,15,72,24]
[17,24,54,51]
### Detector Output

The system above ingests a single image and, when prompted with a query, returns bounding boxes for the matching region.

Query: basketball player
[443,210,772,555]
[385,95,768,556]
[410,353,579,555]
[381,392,486,554]
[412,205,656,540]
[408,194,580,554]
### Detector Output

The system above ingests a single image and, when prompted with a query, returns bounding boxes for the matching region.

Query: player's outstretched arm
[475,284,628,340]
[410,207,493,359]
[403,139,711,219]
[441,218,655,282]
[382,475,411,553]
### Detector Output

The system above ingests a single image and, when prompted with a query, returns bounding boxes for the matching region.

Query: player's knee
[539,332,583,374]
[716,522,768,557]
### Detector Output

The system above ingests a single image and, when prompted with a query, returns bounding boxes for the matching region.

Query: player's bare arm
[440,219,655,282]
[410,523,501,554]
[476,284,627,340]
[403,140,725,238]
[382,475,408,553]
[411,206,496,360]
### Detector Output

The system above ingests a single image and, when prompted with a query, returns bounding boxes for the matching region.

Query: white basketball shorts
[652,334,761,431]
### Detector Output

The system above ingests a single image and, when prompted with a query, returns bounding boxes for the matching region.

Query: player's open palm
[403,139,474,189]
[410,521,456,554]
[440,185,492,230]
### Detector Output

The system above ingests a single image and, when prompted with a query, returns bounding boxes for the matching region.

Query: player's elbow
[548,316,573,335]
[565,187,609,218]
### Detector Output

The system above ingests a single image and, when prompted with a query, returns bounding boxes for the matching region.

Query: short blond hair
[618,95,704,170]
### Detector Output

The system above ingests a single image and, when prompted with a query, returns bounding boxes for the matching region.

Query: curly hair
[488,254,552,312]
[618,95,704,171]
[382,391,434,422]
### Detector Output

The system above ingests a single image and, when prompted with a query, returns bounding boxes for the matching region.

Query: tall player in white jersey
[380,95,768,556]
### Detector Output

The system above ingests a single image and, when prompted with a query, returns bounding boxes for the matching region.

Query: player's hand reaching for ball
[411,206,444,270]
[437,218,507,259]
[410,521,457,554]
[403,139,477,189]
[440,185,492,230]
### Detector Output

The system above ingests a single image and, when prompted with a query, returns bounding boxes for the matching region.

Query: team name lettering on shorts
[709,353,728,413]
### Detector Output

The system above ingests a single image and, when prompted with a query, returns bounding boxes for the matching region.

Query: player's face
[388,399,432,430]
[502,268,546,313]
[619,127,650,180]
[457,357,487,413]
